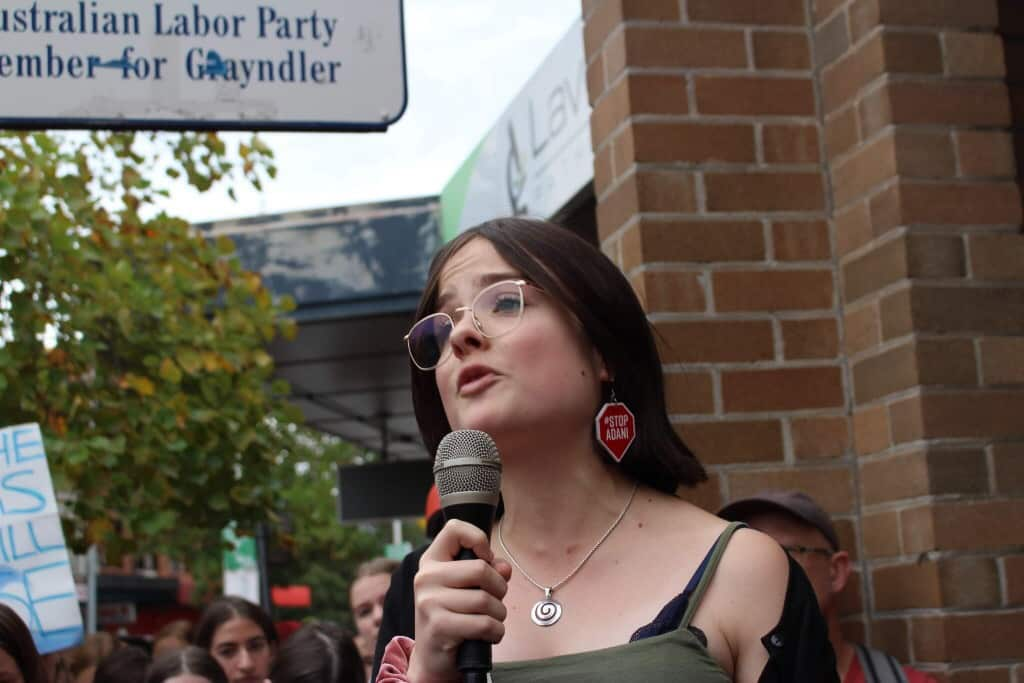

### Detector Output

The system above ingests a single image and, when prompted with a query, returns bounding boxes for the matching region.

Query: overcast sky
[161,1,582,224]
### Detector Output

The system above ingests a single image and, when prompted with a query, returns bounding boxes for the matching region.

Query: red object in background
[271,585,312,608]
[275,620,302,642]
[425,484,441,520]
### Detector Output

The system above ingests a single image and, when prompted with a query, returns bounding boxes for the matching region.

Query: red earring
[595,389,636,462]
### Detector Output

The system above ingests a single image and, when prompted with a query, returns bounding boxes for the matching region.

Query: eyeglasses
[781,544,834,559]
[405,279,529,371]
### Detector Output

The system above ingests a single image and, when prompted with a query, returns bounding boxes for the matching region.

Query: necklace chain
[496,483,638,595]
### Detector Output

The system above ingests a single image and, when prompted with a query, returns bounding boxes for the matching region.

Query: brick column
[584,0,1024,678]
[583,0,861,626]
[821,0,1024,679]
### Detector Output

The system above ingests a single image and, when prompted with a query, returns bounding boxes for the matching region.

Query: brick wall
[583,0,1024,679]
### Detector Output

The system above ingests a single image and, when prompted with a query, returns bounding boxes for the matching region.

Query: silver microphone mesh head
[433,430,502,502]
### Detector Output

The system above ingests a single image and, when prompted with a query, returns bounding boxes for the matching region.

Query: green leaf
[176,349,201,375]
[159,358,182,384]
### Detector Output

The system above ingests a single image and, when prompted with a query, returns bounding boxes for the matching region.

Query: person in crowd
[373,218,838,682]
[152,620,193,660]
[0,604,49,682]
[719,490,939,683]
[92,646,150,683]
[145,645,227,683]
[349,558,398,681]
[65,631,119,683]
[194,597,277,683]
[269,622,364,683]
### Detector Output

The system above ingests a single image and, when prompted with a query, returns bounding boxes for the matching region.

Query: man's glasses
[405,279,529,371]
[781,544,834,559]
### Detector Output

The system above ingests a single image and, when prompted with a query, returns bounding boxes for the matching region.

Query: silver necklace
[496,483,638,627]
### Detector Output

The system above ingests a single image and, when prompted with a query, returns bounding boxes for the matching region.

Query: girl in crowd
[375,218,837,682]
[92,646,149,683]
[270,622,364,683]
[146,646,227,683]
[349,558,398,681]
[151,620,193,660]
[194,597,277,683]
[0,604,48,683]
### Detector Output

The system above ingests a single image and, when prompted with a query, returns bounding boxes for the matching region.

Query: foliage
[269,432,427,627]
[0,129,301,561]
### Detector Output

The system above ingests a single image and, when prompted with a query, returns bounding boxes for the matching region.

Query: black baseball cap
[718,489,839,551]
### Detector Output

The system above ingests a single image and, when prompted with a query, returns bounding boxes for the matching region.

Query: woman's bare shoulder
[705,526,790,634]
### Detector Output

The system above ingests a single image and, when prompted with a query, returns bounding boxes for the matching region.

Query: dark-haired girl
[194,597,276,683]
[375,218,838,682]
[146,646,227,683]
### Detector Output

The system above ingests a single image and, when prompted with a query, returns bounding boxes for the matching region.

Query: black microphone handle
[442,502,497,679]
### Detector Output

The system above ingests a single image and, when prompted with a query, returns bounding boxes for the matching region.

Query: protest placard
[0,423,83,653]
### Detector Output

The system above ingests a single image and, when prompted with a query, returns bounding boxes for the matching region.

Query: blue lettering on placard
[0,560,82,652]
[0,470,46,516]
[12,428,44,464]
[27,520,63,555]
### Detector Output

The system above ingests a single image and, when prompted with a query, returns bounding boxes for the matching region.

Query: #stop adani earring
[595,388,636,462]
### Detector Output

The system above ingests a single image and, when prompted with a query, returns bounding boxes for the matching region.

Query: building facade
[582,0,1023,680]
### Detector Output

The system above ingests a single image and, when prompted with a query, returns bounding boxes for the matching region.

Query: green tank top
[489,522,744,682]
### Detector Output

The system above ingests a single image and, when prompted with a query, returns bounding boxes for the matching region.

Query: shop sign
[440,19,592,239]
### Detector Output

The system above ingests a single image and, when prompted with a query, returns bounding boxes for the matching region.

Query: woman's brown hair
[409,217,705,493]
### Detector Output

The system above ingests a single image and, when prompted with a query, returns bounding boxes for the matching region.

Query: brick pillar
[583,0,860,626]
[584,0,1024,678]
[820,0,1024,678]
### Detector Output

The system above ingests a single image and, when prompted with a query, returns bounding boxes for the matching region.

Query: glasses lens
[407,314,453,369]
[474,281,524,337]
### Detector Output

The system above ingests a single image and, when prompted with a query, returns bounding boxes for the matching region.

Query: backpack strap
[855,644,909,683]
[679,521,746,628]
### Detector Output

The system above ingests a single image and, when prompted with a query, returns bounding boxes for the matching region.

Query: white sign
[0,1,407,131]
[0,424,83,654]
[222,524,260,605]
[440,19,592,239]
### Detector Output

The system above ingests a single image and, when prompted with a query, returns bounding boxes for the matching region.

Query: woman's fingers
[422,519,495,563]
[408,519,511,681]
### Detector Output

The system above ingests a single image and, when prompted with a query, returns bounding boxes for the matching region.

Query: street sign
[0,1,407,131]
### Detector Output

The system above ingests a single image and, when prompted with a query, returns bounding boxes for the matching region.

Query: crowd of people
[0,593,369,683]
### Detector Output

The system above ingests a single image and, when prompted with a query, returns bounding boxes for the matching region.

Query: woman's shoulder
[651,497,788,612]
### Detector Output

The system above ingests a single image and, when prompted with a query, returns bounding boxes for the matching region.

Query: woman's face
[350,572,390,657]
[433,238,606,448]
[209,617,273,683]
[0,650,23,683]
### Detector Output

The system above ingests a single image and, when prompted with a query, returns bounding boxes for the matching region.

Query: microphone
[433,429,502,683]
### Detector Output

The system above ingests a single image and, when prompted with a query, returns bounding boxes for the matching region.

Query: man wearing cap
[719,491,937,683]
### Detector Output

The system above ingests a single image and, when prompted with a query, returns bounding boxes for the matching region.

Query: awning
[199,197,439,460]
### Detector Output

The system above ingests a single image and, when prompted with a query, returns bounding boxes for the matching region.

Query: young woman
[375,218,837,682]
[270,622,364,683]
[194,597,277,683]
[145,646,227,683]
[350,558,399,681]
[0,604,48,683]
[92,646,150,683]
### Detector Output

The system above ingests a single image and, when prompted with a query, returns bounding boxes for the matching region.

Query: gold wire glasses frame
[404,279,529,371]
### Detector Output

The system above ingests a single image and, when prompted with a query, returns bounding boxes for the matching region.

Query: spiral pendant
[531,595,562,627]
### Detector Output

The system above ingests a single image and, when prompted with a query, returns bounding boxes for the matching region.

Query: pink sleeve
[376,636,416,683]
[904,666,939,683]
